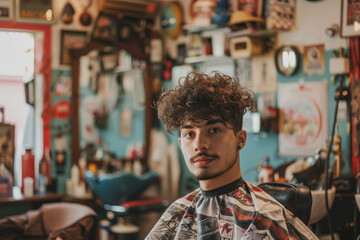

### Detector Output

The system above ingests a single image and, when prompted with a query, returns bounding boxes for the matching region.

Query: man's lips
[193,157,214,167]
[191,153,218,167]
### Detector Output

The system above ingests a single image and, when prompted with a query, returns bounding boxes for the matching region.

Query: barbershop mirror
[71,40,152,167]
[275,46,300,77]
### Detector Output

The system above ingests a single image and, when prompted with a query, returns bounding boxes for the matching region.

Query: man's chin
[192,171,223,181]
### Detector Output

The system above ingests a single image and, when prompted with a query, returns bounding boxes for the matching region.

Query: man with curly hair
[146,71,317,240]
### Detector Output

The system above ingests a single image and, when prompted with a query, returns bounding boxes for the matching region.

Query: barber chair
[0,202,98,240]
[258,182,312,225]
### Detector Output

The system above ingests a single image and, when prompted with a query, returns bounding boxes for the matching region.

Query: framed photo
[91,12,118,43]
[15,0,54,24]
[60,30,88,65]
[0,123,15,179]
[0,0,14,21]
[341,0,360,37]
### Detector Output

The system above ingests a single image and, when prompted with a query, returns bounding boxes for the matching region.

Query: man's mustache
[190,152,219,162]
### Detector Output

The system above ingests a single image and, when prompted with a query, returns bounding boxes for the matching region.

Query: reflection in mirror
[71,40,152,173]
[79,48,146,160]
[275,46,300,76]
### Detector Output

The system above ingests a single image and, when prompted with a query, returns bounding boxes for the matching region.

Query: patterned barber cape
[145,178,318,240]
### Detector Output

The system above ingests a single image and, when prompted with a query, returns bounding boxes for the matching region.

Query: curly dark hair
[156,71,255,134]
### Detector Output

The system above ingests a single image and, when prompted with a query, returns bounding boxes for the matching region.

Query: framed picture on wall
[0,123,15,179]
[15,0,54,24]
[0,0,14,21]
[60,30,88,65]
[341,0,360,37]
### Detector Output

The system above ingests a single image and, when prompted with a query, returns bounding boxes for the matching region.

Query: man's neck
[199,161,242,191]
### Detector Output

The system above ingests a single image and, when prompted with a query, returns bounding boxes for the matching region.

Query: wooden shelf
[227,29,277,39]
[184,55,232,64]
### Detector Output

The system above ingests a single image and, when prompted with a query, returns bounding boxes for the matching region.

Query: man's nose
[193,133,208,152]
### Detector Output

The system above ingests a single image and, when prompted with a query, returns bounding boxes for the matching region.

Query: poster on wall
[303,44,325,76]
[278,81,328,156]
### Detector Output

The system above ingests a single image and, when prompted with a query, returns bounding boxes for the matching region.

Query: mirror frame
[275,45,300,77]
[70,39,152,166]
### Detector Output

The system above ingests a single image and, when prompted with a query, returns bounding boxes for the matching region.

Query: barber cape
[146,178,318,240]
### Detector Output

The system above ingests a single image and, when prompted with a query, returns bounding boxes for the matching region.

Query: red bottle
[22,148,35,193]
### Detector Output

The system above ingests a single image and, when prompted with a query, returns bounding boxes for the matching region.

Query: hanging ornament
[61,2,75,25]
[78,0,93,26]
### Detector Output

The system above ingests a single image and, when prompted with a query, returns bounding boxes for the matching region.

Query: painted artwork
[278,81,328,156]
[266,0,296,31]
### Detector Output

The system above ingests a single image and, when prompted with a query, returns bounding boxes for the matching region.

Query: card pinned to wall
[251,53,277,92]
[303,44,325,76]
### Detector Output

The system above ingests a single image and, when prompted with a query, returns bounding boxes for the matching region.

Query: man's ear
[178,137,182,148]
[236,130,247,150]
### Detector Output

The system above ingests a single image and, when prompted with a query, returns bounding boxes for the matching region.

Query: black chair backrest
[258,182,312,225]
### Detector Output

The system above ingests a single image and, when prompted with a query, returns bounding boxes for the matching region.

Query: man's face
[178,118,246,181]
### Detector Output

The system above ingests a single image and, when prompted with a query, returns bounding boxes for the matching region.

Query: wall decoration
[341,0,360,37]
[160,1,183,39]
[278,81,328,156]
[24,79,35,107]
[0,0,14,21]
[236,58,252,89]
[53,76,72,96]
[303,44,325,76]
[53,100,71,119]
[266,0,295,31]
[78,0,92,26]
[60,30,88,65]
[16,0,53,24]
[60,1,75,25]
[237,0,263,17]
[189,0,215,26]
[0,123,15,179]
[251,53,276,92]
[91,12,117,43]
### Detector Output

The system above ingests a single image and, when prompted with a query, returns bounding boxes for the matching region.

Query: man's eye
[183,132,194,138]
[209,128,221,134]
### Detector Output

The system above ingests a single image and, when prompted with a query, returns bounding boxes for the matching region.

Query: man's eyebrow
[180,119,226,130]
[205,119,226,126]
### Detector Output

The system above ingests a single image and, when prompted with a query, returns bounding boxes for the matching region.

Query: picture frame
[91,12,118,43]
[60,30,88,65]
[341,0,360,37]
[15,0,54,24]
[0,0,14,21]
[0,123,15,179]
